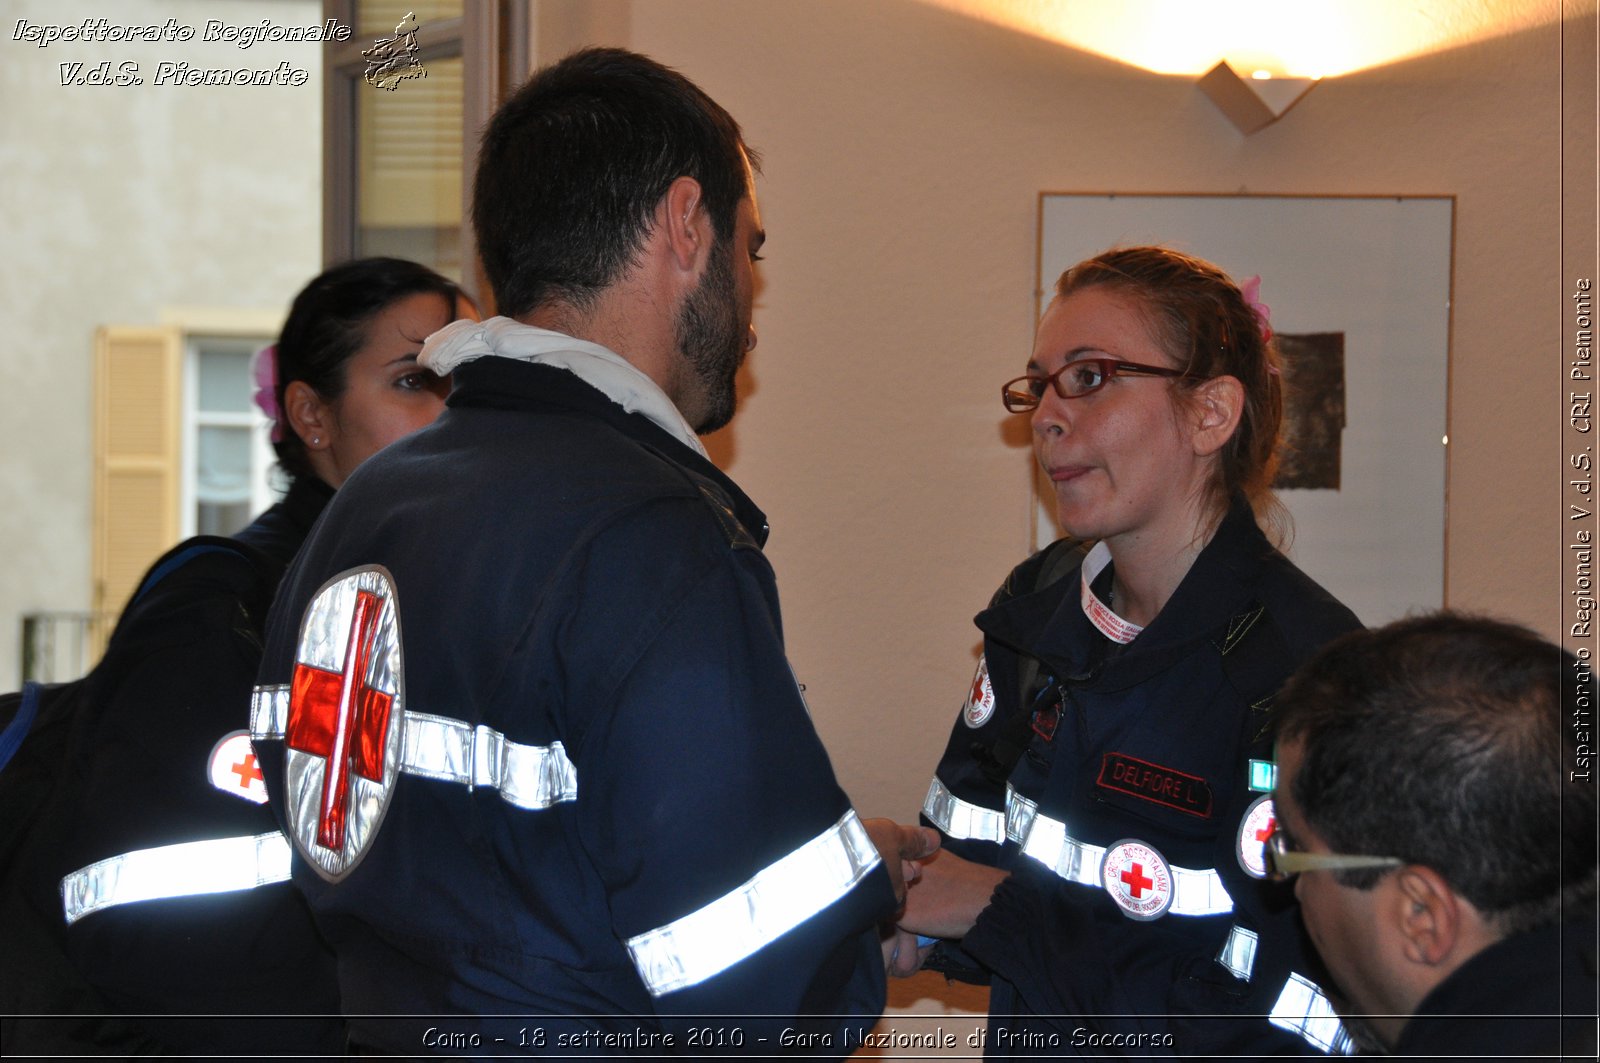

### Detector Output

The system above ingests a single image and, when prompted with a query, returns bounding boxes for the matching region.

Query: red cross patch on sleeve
[207,730,269,804]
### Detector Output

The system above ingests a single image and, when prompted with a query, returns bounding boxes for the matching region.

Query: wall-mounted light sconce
[1198,60,1319,134]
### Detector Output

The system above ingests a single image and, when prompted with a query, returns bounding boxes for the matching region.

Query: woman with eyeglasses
[897,246,1363,1058]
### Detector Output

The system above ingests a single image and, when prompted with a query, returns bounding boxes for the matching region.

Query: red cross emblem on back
[281,566,405,882]
[287,588,394,851]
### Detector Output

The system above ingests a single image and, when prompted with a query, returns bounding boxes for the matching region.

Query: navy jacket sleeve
[557,496,894,1048]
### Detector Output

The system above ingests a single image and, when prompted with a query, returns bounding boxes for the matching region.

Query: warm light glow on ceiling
[918,0,1563,78]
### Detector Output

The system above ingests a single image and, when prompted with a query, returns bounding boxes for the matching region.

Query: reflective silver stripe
[626,810,881,997]
[1018,811,1235,916]
[922,776,1005,843]
[252,683,289,737]
[1018,809,1104,886]
[249,687,578,812]
[1005,785,1038,843]
[401,712,577,810]
[1216,923,1260,980]
[61,831,292,926]
[1270,971,1357,1054]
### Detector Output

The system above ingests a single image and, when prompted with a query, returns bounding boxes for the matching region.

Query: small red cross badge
[281,567,404,881]
[287,588,394,851]
[231,753,264,787]
[963,657,996,728]
[1237,795,1277,879]
[207,730,270,805]
[1101,839,1173,921]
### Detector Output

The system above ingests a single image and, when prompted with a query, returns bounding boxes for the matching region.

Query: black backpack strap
[127,540,261,607]
[972,537,1088,788]
[0,682,45,777]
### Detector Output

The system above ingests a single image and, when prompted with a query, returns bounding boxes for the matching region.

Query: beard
[674,237,745,434]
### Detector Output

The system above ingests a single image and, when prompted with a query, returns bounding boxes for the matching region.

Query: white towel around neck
[419,316,707,457]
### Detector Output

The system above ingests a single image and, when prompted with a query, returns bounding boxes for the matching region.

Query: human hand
[895,848,1008,941]
[880,924,936,978]
[861,818,941,905]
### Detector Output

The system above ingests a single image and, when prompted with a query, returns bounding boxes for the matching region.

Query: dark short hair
[273,256,464,481]
[473,47,758,319]
[1276,612,1597,934]
[1055,246,1283,521]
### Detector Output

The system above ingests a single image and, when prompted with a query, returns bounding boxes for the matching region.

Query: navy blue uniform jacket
[253,357,895,1055]
[923,499,1362,1058]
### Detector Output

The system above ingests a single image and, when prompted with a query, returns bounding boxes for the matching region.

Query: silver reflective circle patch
[1099,838,1174,921]
[282,566,405,883]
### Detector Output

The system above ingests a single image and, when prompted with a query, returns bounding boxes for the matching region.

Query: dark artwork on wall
[1275,331,1346,490]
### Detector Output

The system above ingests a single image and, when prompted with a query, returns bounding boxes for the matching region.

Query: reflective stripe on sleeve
[1270,971,1357,1054]
[922,775,1005,843]
[1216,923,1260,981]
[1005,785,1038,843]
[61,831,292,926]
[1018,810,1235,916]
[625,810,881,997]
[251,685,578,811]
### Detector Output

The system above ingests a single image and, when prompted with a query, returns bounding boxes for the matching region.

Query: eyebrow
[1028,347,1112,373]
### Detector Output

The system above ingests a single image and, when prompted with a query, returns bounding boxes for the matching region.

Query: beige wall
[601,0,1597,822]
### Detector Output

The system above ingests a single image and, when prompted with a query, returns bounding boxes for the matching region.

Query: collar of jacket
[977,495,1277,688]
[421,317,706,457]
[447,357,770,548]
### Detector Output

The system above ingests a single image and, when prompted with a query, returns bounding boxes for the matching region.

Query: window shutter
[93,326,182,624]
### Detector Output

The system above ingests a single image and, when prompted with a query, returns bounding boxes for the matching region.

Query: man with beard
[250,47,935,1055]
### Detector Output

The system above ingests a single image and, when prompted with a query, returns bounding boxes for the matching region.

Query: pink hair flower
[1240,275,1273,343]
[251,344,284,442]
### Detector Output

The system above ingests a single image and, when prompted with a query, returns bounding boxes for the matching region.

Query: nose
[746,323,758,352]
[1031,389,1068,437]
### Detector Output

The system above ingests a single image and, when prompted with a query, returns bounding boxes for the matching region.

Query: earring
[312,436,321,446]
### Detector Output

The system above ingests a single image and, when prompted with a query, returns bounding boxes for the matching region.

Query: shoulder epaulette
[693,480,760,550]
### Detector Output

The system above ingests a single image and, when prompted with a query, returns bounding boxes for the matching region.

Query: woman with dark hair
[896,247,1362,1057]
[21,258,470,1054]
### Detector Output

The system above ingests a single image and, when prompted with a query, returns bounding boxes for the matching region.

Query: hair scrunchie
[251,344,285,442]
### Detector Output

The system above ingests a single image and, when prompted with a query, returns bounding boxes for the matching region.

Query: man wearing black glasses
[1270,613,1597,1057]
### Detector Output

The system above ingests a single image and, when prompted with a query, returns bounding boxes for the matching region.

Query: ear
[283,379,332,451]
[1189,374,1245,457]
[657,175,710,274]
[1393,865,1462,967]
